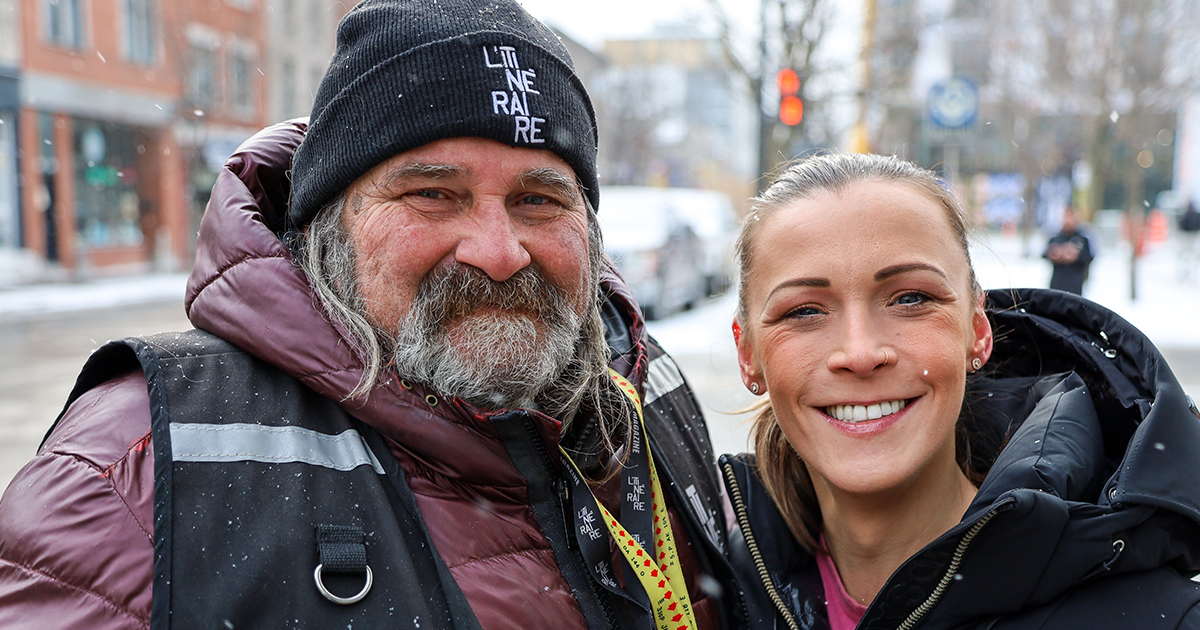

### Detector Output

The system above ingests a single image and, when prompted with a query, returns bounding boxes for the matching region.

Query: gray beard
[388,262,586,411]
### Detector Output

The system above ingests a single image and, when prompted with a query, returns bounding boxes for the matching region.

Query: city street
[0,293,756,491]
[4,233,1200,492]
[0,301,192,490]
[4,0,1200,617]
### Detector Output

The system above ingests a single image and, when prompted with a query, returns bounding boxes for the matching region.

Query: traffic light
[777,68,803,126]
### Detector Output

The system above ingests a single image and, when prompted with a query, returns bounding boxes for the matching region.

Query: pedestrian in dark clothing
[1043,206,1094,294]
[1181,200,1200,233]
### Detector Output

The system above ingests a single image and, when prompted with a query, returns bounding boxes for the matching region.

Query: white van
[597,187,708,320]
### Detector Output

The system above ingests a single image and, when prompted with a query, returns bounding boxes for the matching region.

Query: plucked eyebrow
[519,167,583,203]
[763,263,949,305]
[765,277,830,304]
[874,263,949,283]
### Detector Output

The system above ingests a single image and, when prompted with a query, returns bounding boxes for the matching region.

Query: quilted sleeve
[0,370,156,629]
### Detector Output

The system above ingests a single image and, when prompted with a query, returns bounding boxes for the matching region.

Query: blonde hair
[735,152,980,555]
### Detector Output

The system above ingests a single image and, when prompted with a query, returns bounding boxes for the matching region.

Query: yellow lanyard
[560,369,698,630]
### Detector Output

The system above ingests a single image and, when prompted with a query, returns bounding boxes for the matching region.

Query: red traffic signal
[777,68,800,95]
[779,96,803,126]
[776,69,803,126]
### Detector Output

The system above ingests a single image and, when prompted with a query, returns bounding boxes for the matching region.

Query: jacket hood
[723,287,1200,628]
[184,119,649,484]
[923,288,1200,620]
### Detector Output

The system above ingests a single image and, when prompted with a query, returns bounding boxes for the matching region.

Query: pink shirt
[816,540,868,630]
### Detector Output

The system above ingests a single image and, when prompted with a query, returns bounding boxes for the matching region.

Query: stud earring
[750,383,760,395]
[971,357,982,372]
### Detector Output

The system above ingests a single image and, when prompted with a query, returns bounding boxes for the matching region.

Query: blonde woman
[721,153,1200,630]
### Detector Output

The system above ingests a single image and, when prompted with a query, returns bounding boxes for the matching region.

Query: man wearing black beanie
[0,1,735,629]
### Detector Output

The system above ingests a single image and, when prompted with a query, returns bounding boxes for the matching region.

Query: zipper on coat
[499,412,618,630]
[893,506,1001,630]
[560,476,578,551]
[721,461,802,630]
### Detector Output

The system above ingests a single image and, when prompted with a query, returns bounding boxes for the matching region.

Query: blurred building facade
[262,0,343,124]
[557,27,758,214]
[860,0,1192,230]
[2,0,348,282]
[1178,96,1200,207]
[0,0,19,263]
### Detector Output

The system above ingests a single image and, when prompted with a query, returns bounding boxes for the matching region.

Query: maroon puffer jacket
[0,121,723,629]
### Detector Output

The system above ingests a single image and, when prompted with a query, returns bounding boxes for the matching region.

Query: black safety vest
[57,330,482,630]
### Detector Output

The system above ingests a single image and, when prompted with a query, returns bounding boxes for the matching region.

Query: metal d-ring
[314,563,373,605]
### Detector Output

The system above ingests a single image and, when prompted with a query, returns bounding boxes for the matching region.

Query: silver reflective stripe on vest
[170,423,386,474]
[643,355,685,405]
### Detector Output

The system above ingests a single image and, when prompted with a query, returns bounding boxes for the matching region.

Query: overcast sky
[515,0,862,72]
[514,0,867,145]
[515,0,734,49]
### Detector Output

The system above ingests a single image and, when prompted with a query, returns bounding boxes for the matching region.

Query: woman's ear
[734,317,763,393]
[970,292,993,367]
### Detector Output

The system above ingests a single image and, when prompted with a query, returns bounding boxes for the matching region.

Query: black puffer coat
[721,288,1200,630]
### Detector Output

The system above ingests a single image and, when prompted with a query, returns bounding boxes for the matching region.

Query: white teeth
[826,400,907,423]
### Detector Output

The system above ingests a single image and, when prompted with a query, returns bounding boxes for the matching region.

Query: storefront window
[45,0,84,49]
[74,121,147,249]
[0,111,17,249]
[124,0,157,65]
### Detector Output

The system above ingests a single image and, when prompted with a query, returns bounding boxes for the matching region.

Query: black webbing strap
[356,420,484,630]
[316,525,368,574]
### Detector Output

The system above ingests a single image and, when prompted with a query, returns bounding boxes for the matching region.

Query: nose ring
[882,348,894,366]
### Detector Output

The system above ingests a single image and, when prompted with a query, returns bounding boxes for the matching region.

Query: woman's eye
[786,305,823,318]
[894,292,930,306]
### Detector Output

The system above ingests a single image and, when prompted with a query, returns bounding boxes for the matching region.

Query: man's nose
[453,202,532,282]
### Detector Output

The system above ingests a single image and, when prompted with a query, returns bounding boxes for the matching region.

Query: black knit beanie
[288,0,600,227]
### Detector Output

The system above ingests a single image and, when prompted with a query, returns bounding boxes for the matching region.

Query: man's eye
[520,194,555,206]
[413,189,443,199]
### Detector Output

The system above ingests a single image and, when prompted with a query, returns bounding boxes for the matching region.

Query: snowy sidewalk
[972,233,1200,348]
[0,273,189,319]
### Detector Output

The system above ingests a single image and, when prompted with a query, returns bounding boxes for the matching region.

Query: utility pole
[755,0,771,193]
[851,0,877,153]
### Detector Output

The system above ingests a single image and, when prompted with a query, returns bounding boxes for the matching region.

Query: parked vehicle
[665,188,738,296]
[597,186,707,320]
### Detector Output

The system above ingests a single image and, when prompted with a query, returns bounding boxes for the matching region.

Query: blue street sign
[927,77,978,129]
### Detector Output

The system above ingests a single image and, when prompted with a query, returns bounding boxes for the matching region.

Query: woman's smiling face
[735,179,992,498]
